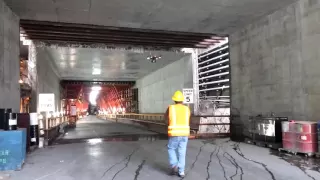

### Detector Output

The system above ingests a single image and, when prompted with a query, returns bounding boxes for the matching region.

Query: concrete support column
[0,0,20,112]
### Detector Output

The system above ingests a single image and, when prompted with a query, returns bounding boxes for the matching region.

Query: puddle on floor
[53,134,169,145]
[270,150,320,172]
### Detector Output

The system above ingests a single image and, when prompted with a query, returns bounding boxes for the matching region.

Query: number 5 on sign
[183,89,194,104]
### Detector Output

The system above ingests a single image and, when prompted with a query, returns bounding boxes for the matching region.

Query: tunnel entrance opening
[19,20,229,144]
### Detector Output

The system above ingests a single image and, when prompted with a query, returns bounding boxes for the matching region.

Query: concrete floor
[5,116,320,180]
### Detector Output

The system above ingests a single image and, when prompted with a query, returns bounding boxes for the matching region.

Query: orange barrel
[295,121,318,154]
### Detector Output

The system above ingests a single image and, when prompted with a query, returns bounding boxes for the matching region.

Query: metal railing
[99,113,230,138]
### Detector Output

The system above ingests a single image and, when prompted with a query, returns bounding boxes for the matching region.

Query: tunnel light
[91,86,101,91]
[92,68,101,75]
[70,55,76,61]
[89,86,101,105]
[70,48,76,55]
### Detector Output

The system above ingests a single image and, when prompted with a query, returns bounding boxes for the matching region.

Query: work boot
[170,166,178,175]
[178,172,185,178]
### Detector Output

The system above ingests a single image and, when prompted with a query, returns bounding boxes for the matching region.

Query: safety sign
[183,88,194,104]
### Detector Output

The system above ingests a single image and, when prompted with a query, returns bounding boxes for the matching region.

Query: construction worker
[165,90,191,178]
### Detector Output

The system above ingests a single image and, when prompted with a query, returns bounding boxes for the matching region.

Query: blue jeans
[167,136,188,174]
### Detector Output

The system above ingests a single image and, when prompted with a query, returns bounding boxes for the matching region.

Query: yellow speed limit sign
[183,88,194,104]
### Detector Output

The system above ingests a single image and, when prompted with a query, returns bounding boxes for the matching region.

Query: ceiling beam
[27,36,208,48]
[21,30,218,43]
[20,20,225,49]
[25,34,209,47]
[20,20,220,38]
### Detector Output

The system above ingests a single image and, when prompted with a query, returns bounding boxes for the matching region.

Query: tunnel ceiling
[45,47,188,81]
[6,0,296,34]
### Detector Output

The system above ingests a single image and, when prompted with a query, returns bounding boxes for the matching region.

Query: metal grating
[198,42,230,109]
[20,20,226,50]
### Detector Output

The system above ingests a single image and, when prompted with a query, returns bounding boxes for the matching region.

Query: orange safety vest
[168,104,190,137]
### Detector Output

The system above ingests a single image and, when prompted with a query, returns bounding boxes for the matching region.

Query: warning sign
[39,93,55,112]
[183,89,194,104]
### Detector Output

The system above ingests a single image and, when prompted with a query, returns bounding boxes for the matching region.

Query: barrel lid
[30,113,38,121]
[8,113,17,119]
[292,121,317,124]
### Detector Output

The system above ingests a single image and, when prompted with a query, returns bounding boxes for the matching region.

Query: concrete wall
[135,55,193,113]
[230,0,320,134]
[29,46,61,112]
[0,0,20,112]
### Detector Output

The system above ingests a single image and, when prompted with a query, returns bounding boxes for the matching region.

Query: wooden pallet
[244,138,282,150]
[278,148,316,157]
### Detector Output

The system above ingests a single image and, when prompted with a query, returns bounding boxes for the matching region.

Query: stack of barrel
[0,108,18,131]
[0,110,39,151]
[282,121,318,155]
[0,108,26,171]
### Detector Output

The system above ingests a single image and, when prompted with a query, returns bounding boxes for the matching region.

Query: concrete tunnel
[1,0,320,179]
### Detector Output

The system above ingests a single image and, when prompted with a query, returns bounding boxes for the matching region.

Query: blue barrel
[0,129,27,171]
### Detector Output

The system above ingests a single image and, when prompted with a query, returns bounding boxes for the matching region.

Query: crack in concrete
[206,145,218,180]
[181,142,207,179]
[111,148,140,180]
[232,143,276,180]
[223,152,238,180]
[224,152,244,180]
[134,160,146,180]
[100,147,139,179]
[216,146,228,180]
[100,156,128,179]
[294,166,316,180]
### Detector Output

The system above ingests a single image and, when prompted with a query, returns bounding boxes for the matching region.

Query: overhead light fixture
[91,86,102,91]
[92,68,101,75]
[70,48,76,54]
[70,55,76,61]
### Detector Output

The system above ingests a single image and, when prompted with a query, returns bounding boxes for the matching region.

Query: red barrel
[295,121,318,153]
[282,121,319,153]
[282,121,297,151]
[283,140,295,150]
